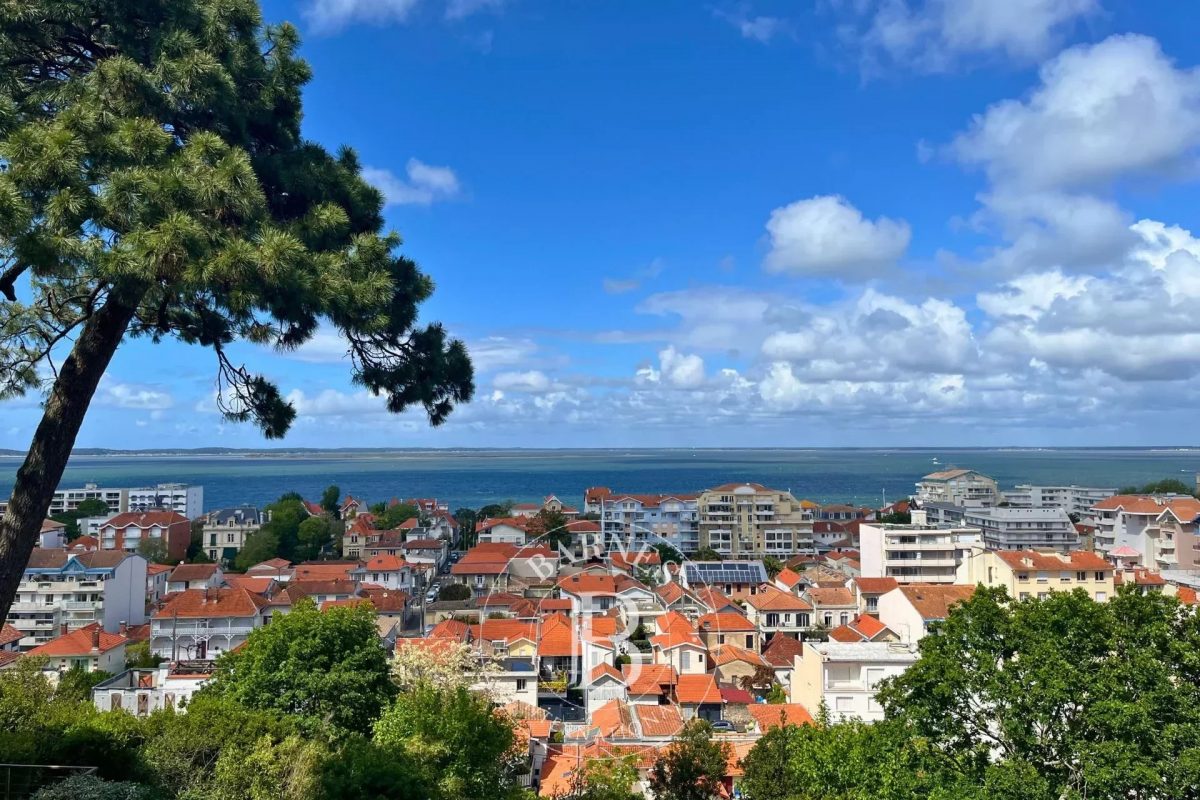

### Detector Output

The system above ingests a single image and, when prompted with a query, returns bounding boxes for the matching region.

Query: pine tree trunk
[0,296,139,623]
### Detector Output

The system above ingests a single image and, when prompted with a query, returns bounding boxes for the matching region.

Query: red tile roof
[896,584,975,621]
[168,563,219,583]
[697,612,756,633]
[154,587,266,619]
[621,663,678,696]
[634,704,684,738]
[292,562,360,581]
[775,567,802,589]
[748,704,814,730]
[0,624,23,648]
[853,577,899,594]
[1093,495,1200,519]
[995,550,1112,572]
[805,587,857,607]
[762,634,804,666]
[102,510,189,528]
[364,554,408,571]
[590,663,624,683]
[745,585,812,611]
[710,643,768,667]
[557,573,647,596]
[1178,586,1198,605]
[28,623,124,656]
[829,614,893,643]
[675,673,722,704]
[1114,568,1166,587]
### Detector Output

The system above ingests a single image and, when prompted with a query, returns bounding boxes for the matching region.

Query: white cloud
[362,159,461,206]
[764,195,910,280]
[303,0,420,34]
[603,258,665,295]
[98,379,173,410]
[445,0,502,20]
[714,9,790,43]
[468,336,540,372]
[951,34,1200,191]
[853,0,1098,73]
[493,371,555,392]
[286,388,386,416]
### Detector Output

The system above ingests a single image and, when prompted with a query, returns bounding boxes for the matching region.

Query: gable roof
[853,577,899,594]
[828,614,893,643]
[995,550,1112,572]
[762,634,805,666]
[633,704,684,738]
[745,585,813,611]
[0,624,24,648]
[168,563,219,583]
[154,586,267,619]
[805,587,857,607]
[26,548,129,571]
[28,623,125,656]
[710,643,768,667]
[102,510,188,528]
[621,663,678,696]
[896,584,975,621]
[774,567,802,589]
[675,673,722,705]
[696,612,756,633]
[748,703,814,730]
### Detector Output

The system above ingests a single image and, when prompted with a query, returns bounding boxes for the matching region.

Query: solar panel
[684,560,767,585]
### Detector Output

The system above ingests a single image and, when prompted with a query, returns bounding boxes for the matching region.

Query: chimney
[91,626,101,652]
[119,620,128,636]
[60,623,68,637]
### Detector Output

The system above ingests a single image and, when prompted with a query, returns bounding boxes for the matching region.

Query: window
[865,667,885,688]
[839,613,850,626]
[1019,592,1029,600]
[835,697,853,712]
[1036,571,1048,583]
[1017,573,1029,583]
[492,641,507,656]
[226,533,235,543]
[797,613,810,627]
[1095,591,1107,602]
[681,652,690,669]
[1094,571,1106,581]
[865,597,878,612]
[515,679,527,691]
[766,613,780,627]
[718,634,726,644]
[745,635,754,648]
[1076,571,1087,581]
[823,612,833,627]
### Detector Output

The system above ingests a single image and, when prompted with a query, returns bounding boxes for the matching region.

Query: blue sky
[6,0,1200,448]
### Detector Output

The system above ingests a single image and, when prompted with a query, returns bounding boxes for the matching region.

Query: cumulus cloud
[493,371,556,392]
[362,159,461,206]
[764,195,910,280]
[636,346,707,389]
[445,0,503,20]
[851,0,1098,73]
[951,34,1200,191]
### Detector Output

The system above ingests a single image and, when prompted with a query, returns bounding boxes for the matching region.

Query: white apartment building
[915,469,998,508]
[127,483,203,518]
[859,523,984,583]
[697,483,814,558]
[6,549,147,649]
[961,507,1079,551]
[1001,485,1116,518]
[599,492,701,553]
[1091,495,1200,568]
[790,641,919,722]
[21,482,204,518]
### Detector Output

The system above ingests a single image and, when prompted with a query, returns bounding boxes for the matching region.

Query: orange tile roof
[557,573,647,595]
[364,554,408,571]
[1114,568,1166,587]
[634,704,684,738]
[710,643,768,668]
[27,623,124,656]
[746,585,812,611]
[748,704,814,730]
[223,575,277,595]
[102,510,188,528]
[696,612,756,633]
[537,613,576,657]
[168,563,219,583]
[995,550,1112,572]
[589,698,638,738]
[829,614,892,643]
[675,673,722,704]
[292,562,360,580]
[0,624,22,648]
[1178,586,1198,605]
[590,663,624,683]
[693,587,738,612]
[775,567,802,589]
[479,618,537,644]
[897,584,975,621]
[805,587,856,607]
[154,587,266,619]
[428,619,472,641]
[1094,495,1200,518]
[146,563,172,576]
[853,577,899,594]
[361,587,408,612]
[621,663,678,696]
[762,634,804,666]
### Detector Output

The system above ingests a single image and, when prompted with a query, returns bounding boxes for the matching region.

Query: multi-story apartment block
[859,523,984,584]
[957,550,1115,602]
[697,483,814,558]
[201,506,265,563]
[99,510,192,561]
[961,507,1079,551]
[790,641,919,722]
[127,483,203,518]
[598,492,700,553]
[1001,485,1116,519]
[6,549,147,649]
[6,481,205,519]
[915,469,998,508]
[1091,495,1200,569]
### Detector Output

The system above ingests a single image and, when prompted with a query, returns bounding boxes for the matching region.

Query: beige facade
[915,469,998,507]
[956,550,1115,602]
[697,483,814,558]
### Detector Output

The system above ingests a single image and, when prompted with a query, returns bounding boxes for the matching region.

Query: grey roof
[808,641,920,663]
[684,560,767,585]
[206,506,263,525]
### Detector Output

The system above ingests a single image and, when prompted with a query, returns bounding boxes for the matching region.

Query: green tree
[694,547,722,562]
[652,543,684,564]
[125,641,163,669]
[32,775,159,800]
[206,599,396,732]
[454,507,477,547]
[555,753,642,800]
[438,583,471,602]
[527,508,570,549]
[136,536,169,565]
[479,501,514,519]
[648,720,730,800]
[376,502,419,531]
[210,733,324,800]
[234,527,281,571]
[761,556,784,580]
[319,485,341,517]
[50,497,112,538]
[0,0,473,623]
[878,511,911,524]
[294,515,333,561]
[373,683,526,800]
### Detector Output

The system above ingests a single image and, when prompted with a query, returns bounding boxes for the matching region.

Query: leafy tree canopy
[205,599,396,732]
[1117,478,1198,497]
[438,583,471,601]
[649,720,730,800]
[0,0,473,622]
[319,485,340,516]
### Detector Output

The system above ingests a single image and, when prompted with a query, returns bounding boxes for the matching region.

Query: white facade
[961,507,1079,551]
[915,470,998,508]
[600,494,701,554]
[477,522,528,545]
[790,642,918,722]
[860,523,984,583]
[127,483,204,518]
[93,664,212,716]
[7,551,147,649]
[1001,485,1116,518]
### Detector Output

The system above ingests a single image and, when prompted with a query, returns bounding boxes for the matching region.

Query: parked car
[710,720,735,732]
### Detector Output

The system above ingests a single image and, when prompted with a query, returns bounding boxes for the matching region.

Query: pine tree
[0,0,474,619]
